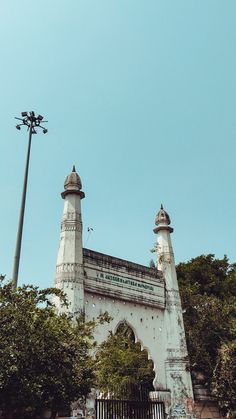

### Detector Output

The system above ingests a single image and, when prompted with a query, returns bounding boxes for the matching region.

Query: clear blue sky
[0,0,236,289]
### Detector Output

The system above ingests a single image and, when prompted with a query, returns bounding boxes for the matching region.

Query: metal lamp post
[12,111,48,289]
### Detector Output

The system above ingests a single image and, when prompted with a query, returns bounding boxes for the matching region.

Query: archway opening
[95,321,155,398]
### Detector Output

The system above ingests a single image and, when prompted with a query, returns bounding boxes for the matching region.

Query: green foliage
[0,279,96,416]
[177,254,236,299]
[176,254,236,413]
[213,340,236,414]
[180,293,234,381]
[95,322,155,397]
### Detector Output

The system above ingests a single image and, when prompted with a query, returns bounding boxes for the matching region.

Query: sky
[0,0,236,289]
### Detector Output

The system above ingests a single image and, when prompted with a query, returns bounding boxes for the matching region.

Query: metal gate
[96,399,165,419]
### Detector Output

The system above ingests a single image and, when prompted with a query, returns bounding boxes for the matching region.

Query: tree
[95,322,155,398]
[177,254,236,300]
[179,293,234,382]
[213,340,236,415]
[176,254,236,414]
[0,279,97,418]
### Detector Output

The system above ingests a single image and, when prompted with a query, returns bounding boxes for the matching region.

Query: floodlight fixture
[12,111,48,290]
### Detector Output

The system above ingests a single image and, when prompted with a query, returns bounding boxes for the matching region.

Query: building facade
[54,167,195,418]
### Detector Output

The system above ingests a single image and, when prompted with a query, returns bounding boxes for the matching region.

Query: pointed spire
[156,204,170,226]
[72,165,76,172]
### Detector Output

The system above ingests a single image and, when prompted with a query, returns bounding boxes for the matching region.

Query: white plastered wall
[84,292,167,390]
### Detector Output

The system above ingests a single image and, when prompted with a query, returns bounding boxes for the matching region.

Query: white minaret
[54,166,85,315]
[154,206,194,418]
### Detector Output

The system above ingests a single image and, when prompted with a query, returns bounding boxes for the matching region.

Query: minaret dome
[154,204,173,234]
[61,166,85,199]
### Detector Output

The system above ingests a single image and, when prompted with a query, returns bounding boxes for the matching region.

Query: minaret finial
[72,165,76,172]
[161,203,164,210]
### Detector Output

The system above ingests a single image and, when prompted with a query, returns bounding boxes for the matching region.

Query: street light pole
[12,111,48,289]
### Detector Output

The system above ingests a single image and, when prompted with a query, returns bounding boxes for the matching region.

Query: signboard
[97,271,155,292]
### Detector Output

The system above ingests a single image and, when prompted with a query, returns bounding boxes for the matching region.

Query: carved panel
[62,211,82,221]
[170,403,187,418]
[61,221,82,232]
[55,278,84,286]
[56,263,83,273]
[166,290,182,309]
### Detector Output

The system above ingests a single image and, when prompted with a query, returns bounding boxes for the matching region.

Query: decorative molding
[84,282,165,309]
[56,263,83,273]
[62,211,82,221]
[83,248,163,281]
[166,300,182,309]
[167,349,185,355]
[55,278,83,285]
[166,358,188,368]
[166,289,182,309]
[157,245,174,255]
[61,221,82,232]
[170,403,187,418]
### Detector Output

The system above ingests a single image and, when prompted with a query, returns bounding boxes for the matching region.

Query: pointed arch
[114,320,136,343]
[113,320,156,388]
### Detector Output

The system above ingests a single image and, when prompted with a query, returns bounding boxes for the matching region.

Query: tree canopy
[0,280,98,418]
[177,254,236,299]
[177,254,236,414]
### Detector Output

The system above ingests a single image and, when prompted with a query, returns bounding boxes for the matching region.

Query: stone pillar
[54,166,85,315]
[154,205,194,419]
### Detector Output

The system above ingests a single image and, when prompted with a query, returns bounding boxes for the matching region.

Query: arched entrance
[95,322,165,418]
[95,321,155,394]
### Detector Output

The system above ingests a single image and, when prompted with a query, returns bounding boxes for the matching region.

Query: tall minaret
[154,206,194,418]
[54,166,85,315]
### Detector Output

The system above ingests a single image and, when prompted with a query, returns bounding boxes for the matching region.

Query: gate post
[86,388,96,419]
